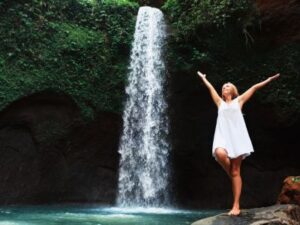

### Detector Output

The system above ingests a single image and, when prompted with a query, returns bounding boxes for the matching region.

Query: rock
[0,91,122,204]
[255,0,300,43]
[0,91,80,204]
[137,0,166,8]
[62,111,121,203]
[278,176,300,205]
[191,204,300,225]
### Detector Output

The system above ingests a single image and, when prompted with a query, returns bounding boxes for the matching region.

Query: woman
[197,71,280,216]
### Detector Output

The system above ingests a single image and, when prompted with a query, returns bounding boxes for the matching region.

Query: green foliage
[0,0,138,119]
[0,0,298,125]
[102,0,138,6]
[162,0,300,125]
[163,0,256,41]
[162,0,259,72]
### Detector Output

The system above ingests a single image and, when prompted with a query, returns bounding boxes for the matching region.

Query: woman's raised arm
[239,73,280,107]
[197,71,222,107]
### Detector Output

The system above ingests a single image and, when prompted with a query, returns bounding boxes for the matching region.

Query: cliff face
[168,72,300,208]
[0,0,299,208]
[256,0,300,43]
[0,89,298,207]
[165,0,300,208]
[137,0,166,7]
[0,91,121,204]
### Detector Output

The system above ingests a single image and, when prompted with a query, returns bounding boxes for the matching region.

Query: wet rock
[278,176,300,205]
[191,204,300,225]
[0,91,122,204]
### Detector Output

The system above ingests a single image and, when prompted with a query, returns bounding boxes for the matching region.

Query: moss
[50,22,105,47]
[0,0,138,120]
[103,0,138,6]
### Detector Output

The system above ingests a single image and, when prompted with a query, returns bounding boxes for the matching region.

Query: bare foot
[228,207,240,216]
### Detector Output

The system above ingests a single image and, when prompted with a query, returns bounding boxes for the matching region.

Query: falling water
[117,6,169,207]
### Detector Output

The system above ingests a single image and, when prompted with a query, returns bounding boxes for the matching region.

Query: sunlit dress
[212,97,254,159]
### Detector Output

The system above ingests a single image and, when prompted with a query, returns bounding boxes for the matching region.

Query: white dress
[212,97,254,159]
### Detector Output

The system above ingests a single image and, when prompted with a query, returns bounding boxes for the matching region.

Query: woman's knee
[215,148,228,160]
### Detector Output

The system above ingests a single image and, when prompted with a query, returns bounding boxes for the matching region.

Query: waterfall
[117,6,169,207]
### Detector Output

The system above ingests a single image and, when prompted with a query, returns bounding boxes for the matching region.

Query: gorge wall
[0,91,121,204]
[165,0,300,208]
[0,0,299,208]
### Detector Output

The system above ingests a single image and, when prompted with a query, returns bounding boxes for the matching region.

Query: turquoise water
[0,205,220,225]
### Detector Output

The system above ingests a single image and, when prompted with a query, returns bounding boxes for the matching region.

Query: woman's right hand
[197,71,206,79]
[267,73,280,82]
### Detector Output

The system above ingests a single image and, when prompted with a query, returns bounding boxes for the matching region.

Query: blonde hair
[222,82,239,100]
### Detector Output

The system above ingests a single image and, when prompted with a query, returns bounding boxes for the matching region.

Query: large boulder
[192,204,300,225]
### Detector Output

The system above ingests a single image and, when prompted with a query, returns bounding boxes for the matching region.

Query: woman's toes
[228,208,240,216]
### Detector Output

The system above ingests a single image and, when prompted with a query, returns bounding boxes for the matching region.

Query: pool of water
[0,205,221,225]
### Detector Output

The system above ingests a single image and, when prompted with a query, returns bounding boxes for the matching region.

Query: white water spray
[117,6,169,207]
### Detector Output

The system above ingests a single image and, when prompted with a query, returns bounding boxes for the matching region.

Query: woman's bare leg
[228,156,243,216]
[214,148,231,176]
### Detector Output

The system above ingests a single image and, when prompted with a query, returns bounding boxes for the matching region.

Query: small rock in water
[191,204,300,225]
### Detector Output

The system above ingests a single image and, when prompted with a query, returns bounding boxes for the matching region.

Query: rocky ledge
[192,204,300,225]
